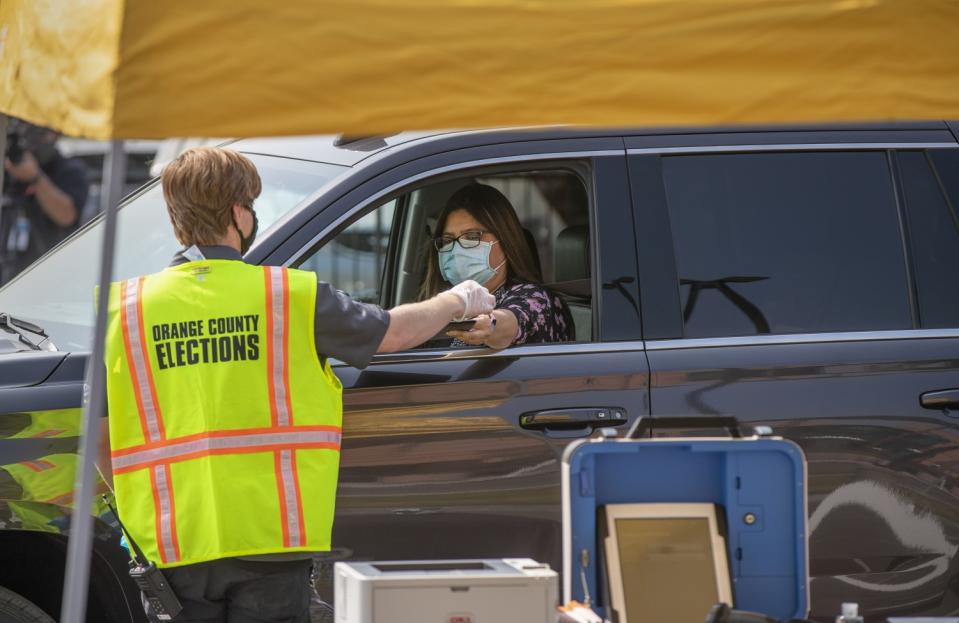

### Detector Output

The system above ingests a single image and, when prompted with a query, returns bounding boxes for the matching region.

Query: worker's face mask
[234,206,258,255]
[438,240,504,286]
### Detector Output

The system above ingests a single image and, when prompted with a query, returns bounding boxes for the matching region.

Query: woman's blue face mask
[439,240,505,286]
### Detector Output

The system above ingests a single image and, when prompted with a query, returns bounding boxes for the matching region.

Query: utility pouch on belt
[105,496,183,620]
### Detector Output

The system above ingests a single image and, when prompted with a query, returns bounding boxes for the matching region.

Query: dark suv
[1,123,958,622]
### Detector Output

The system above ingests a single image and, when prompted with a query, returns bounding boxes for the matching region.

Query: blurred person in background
[1,120,89,284]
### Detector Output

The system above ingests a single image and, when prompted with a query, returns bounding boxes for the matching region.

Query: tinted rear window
[899,149,959,328]
[663,151,911,338]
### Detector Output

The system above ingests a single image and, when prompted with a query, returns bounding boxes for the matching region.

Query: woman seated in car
[420,182,574,348]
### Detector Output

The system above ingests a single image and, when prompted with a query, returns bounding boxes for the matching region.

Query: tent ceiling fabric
[0,0,957,139]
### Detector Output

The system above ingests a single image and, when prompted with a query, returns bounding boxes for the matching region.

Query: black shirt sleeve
[313,282,390,369]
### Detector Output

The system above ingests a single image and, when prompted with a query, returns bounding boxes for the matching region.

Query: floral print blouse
[496,280,575,345]
[448,279,566,347]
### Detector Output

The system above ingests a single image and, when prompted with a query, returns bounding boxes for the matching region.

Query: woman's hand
[447,314,496,346]
[447,310,518,349]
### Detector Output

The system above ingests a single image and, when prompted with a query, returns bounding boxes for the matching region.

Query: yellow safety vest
[104,260,343,568]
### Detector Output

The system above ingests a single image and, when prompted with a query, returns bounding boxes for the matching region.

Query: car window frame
[628,135,959,348]
[278,143,639,366]
[895,147,959,330]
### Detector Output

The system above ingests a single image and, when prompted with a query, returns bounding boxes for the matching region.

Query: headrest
[554,225,590,282]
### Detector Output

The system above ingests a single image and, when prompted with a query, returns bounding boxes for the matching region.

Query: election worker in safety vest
[98,148,494,622]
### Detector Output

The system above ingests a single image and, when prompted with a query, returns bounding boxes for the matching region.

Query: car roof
[227,132,451,167]
[227,121,955,167]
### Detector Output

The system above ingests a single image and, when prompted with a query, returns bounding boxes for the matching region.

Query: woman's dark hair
[419,182,542,299]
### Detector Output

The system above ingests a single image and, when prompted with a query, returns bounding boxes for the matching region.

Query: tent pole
[0,114,8,198]
[0,114,8,265]
[61,140,126,623]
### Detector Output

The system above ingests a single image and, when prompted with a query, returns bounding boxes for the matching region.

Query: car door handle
[519,408,627,431]
[921,389,959,412]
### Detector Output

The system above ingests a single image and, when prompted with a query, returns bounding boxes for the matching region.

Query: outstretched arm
[378,280,495,353]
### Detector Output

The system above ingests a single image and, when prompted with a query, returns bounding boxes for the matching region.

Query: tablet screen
[604,504,731,623]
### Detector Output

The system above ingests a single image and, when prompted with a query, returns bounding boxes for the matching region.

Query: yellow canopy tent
[1,2,957,621]
[0,0,958,139]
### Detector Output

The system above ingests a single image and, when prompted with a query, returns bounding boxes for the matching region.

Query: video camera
[5,125,25,165]
[4,120,53,167]
[3,120,55,195]
[3,123,28,197]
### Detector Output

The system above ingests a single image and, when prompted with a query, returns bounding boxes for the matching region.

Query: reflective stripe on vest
[120,277,180,563]
[264,267,305,547]
[106,261,342,567]
[111,426,342,473]
[122,277,166,443]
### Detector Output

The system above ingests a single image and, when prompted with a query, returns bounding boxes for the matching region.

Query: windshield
[0,154,347,351]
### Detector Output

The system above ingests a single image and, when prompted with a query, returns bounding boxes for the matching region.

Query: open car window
[295,166,594,350]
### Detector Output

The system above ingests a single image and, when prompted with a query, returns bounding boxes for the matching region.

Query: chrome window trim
[626,143,958,156]
[330,328,959,369]
[646,328,959,351]
[330,339,646,368]
[285,150,623,266]
[328,328,959,368]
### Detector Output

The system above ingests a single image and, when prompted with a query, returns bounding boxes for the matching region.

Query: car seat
[550,224,591,341]
[522,228,544,279]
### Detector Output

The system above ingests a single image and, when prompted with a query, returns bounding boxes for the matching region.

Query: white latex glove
[446,280,495,321]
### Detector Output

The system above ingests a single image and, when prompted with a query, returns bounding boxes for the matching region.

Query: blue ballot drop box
[562,424,809,622]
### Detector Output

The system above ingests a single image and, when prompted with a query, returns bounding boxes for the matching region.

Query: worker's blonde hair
[161,147,262,247]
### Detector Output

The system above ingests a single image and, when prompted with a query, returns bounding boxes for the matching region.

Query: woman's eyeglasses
[433,230,487,252]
